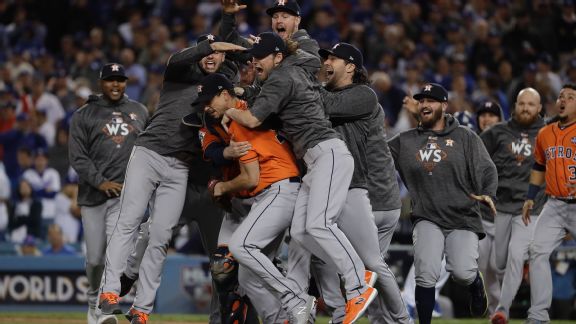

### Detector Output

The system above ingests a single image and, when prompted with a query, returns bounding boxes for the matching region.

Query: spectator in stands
[47,123,70,183]
[54,180,81,244]
[35,108,55,147]
[23,73,65,125]
[22,148,60,239]
[42,223,76,255]
[9,179,42,240]
[0,161,9,241]
[119,47,146,101]
[563,58,576,84]
[370,71,406,128]
[17,234,41,256]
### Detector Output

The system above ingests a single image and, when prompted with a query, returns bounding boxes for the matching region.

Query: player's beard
[420,107,444,129]
[515,110,539,127]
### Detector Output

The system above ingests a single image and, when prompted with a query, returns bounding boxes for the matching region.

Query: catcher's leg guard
[211,246,258,324]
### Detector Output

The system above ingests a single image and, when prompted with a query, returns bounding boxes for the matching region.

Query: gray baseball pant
[402,258,449,308]
[494,213,536,317]
[123,182,224,323]
[229,179,307,313]
[367,208,406,324]
[291,191,409,323]
[290,138,367,300]
[478,219,501,315]
[81,197,122,309]
[101,145,188,313]
[527,198,576,322]
[413,220,479,288]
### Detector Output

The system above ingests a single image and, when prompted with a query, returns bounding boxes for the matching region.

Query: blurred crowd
[0,0,576,253]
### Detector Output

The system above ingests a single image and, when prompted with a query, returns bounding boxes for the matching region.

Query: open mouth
[111,89,121,96]
[325,68,334,79]
[420,107,432,117]
[276,26,287,37]
[559,105,566,113]
[255,66,264,75]
[204,59,216,70]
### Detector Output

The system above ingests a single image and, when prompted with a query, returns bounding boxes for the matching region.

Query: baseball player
[191,72,314,323]
[98,38,245,324]
[475,101,505,315]
[288,43,410,324]
[69,63,148,324]
[389,83,497,324]
[481,89,547,324]
[193,92,286,323]
[224,32,377,323]
[522,83,576,324]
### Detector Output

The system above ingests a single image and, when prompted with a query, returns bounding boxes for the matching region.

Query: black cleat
[469,272,488,317]
[120,273,137,297]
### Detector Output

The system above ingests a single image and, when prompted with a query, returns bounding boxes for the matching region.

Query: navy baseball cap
[266,0,301,17]
[319,42,364,68]
[99,63,128,81]
[197,33,221,44]
[245,32,286,59]
[476,100,502,117]
[192,73,234,106]
[413,83,449,102]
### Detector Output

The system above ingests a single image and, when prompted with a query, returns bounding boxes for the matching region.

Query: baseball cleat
[491,311,508,324]
[469,272,488,317]
[126,308,148,324]
[120,273,137,297]
[97,314,118,324]
[99,292,122,315]
[364,270,377,287]
[343,286,378,324]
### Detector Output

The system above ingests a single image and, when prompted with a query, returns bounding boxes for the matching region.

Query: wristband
[526,184,540,200]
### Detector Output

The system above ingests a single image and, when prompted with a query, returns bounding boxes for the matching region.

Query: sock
[468,271,482,294]
[415,285,435,324]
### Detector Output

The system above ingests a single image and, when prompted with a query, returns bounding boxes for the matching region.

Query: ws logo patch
[417,141,448,175]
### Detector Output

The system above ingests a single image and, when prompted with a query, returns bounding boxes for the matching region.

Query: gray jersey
[321,84,375,188]
[367,105,401,211]
[480,118,547,215]
[250,50,339,159]
[388,114,498,236]
[135,40,238,162]
[69,94,148,206]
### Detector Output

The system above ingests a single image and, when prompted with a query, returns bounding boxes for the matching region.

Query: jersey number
[569,166,576,181]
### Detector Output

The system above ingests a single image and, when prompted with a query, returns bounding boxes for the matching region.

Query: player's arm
[227,72,292,128]
[213,160,259,196]
[320,85,375,120]
[522,167,546,225]
[467,131,498,215]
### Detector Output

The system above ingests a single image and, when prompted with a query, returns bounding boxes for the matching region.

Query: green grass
[0,312,574,324]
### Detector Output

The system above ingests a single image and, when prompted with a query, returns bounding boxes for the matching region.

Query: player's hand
[210,42,246,52]
[470,194,496,216]
[402,90,419,117]
[221,113,231,132]
[98,181,123,198]
[222,0,246,14]
[223,139,252,159]
[522,200,534,226]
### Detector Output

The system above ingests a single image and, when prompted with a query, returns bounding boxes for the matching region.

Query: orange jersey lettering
[534,122,576,197]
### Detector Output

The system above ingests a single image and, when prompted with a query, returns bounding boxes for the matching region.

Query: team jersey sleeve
[249,72,294,122]
[164,40,213,82]
[479,127,497,156]
[200,128,221,160]
[321,85,376,120]
[387,133,401,171]
[230,123,258,164]
[533,129,546,166]
[467,130,498,197]
[68,109,107,188]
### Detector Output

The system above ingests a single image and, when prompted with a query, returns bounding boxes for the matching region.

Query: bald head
[514,87,541,126]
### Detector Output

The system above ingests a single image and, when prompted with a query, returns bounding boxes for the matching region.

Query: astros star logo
[206,34,215,41]
[445,139,454,147]
[424,84,433,92]
[197,85,203,93]
[111,64,120,71]
[253,36,261,44]
[278,0,286,5]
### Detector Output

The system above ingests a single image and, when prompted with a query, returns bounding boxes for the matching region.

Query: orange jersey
[199,120,241,185]
[227,100,300,197]
[534,121,576,197]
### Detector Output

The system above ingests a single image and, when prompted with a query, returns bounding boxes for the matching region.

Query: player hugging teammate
[72,0,576,323]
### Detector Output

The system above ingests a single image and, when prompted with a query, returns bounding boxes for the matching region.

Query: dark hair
[562,83,576,91]
[352,66,369,85]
